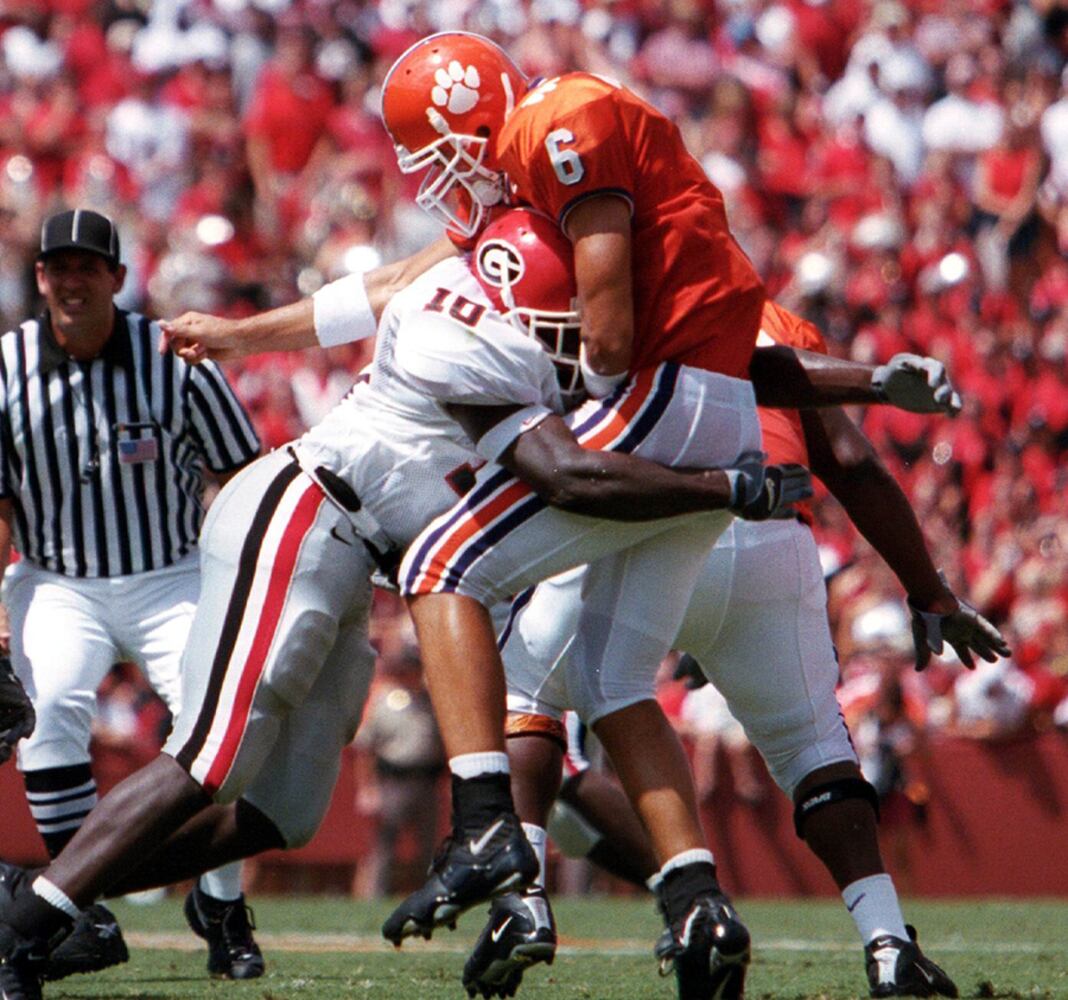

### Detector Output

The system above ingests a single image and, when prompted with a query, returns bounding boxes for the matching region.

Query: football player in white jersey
[0,213,818,1000]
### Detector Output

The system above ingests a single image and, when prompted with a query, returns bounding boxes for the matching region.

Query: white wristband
[312,273,376,347]
[579,349,628,399]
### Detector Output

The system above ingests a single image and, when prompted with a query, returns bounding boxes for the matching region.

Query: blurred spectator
[106,70,189,222]
[948,658,1037,740]
[243,21,335,236]
[972,103,1045,307]
[352,646,445,899]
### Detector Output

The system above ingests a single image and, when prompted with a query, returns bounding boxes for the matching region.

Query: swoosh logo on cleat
[917,965,936,985]
[469,819,504,856]
[846,893,866,913]
[491,917,513,943]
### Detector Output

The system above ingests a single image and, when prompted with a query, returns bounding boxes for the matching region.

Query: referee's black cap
[38,209,121,268]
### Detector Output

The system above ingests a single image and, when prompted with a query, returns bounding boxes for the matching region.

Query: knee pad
[546,797,602,858]
[505,711,567,751]
[793,777,880,840]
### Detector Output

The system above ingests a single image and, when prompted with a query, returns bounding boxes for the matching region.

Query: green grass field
[43,896,1068,999]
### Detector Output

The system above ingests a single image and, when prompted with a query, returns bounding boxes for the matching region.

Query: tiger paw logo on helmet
[432,62,481,115]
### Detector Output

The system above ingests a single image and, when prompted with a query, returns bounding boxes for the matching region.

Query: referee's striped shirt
[0,309,260,578]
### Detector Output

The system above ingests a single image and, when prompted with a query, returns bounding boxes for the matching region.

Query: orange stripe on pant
[407,366,663,596]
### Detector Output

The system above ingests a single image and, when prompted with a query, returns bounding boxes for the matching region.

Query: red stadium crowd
[2,0,1067,741]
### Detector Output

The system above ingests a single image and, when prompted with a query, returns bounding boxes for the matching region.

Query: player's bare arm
[800,405,1010,668]
[564,195,635,389]
[449,403,810,522]
[750,345,961,414]
[160,236,457,362]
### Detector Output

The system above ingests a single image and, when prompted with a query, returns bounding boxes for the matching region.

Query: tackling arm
[450,404,811,522]
[801,406,1010,669]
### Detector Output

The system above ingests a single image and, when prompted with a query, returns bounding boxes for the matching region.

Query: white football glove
[871,353,962,415]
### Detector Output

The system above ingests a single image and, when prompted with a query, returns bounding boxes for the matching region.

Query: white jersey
[296,257,564,550]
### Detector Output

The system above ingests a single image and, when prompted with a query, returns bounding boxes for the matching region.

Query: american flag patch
[118,437,159,463]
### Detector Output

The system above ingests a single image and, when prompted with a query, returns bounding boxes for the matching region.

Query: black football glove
[871,353,962,415]
[908,577,1011,671]
[726,451,813,521]
[0,654,34,765]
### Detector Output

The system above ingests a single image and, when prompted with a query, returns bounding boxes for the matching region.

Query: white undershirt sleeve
[475,405,553,463]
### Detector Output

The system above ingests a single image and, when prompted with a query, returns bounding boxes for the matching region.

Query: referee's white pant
[163,448,377,848]
[5,551,198,772]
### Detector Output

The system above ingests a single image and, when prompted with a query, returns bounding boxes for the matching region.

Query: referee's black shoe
[382,812,539,946]
[463,887,557,998]
[655,863,750,1000]
[183,886,265,980]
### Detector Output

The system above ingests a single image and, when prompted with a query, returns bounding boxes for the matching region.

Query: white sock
[842,873,909,943]
[522,823,548,888]
[449,752,510,779]
[198,862,244,902]
[32,877,81,920]
[659,848,715,878]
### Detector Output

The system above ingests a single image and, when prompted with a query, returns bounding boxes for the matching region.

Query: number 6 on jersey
[545,129,584,186]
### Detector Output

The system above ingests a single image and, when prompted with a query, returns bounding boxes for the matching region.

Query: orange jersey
[757,301,826,522]
[496,74,765,379]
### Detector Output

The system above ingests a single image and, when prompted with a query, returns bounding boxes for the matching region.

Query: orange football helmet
[382,32,528,238]
[472,208,583,398]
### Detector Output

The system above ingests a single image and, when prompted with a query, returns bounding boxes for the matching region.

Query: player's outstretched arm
[800,406,1010,670]
[452,405,811,522]
[160,237,458,363]
[750,346,962,415]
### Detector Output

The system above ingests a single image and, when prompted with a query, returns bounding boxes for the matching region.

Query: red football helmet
[472,208,583,397]
[382,32,528,238]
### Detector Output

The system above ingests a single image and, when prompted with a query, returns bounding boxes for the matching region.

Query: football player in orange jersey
[379,37,774,992]
[462,300,1003,999]
[379,32,968,999]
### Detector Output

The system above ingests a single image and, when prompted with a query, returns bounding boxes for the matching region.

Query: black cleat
[0,868,46,1000]
[463,888,557,998]
[382,813,539,946]
[657,887,750,1000]
[866,925,958,998]
[44,903,128,982]
[184,886,265,980]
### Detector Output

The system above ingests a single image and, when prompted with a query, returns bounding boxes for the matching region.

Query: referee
[0,209,264,981]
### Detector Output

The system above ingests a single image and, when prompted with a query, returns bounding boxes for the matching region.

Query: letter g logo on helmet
[476,239,525,290]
